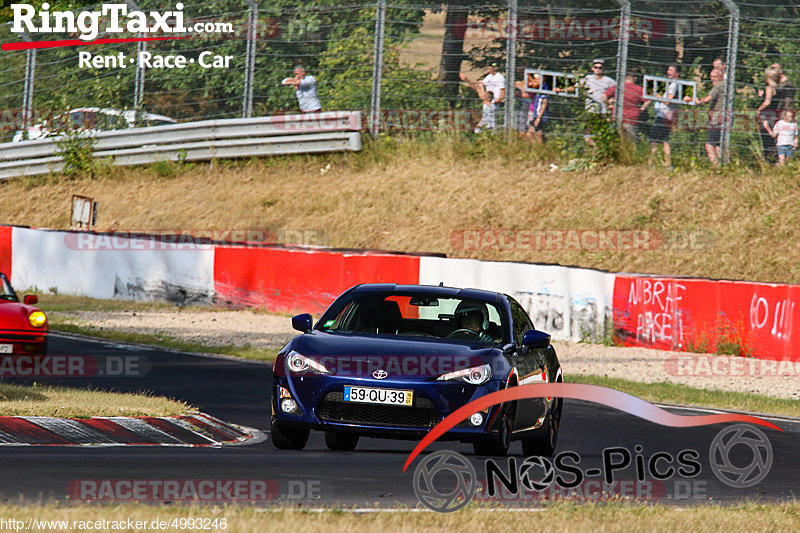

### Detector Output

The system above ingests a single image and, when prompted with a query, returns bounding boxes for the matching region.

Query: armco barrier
[614,275,799,361]
[2,224,798,360]
[0,112,362,180]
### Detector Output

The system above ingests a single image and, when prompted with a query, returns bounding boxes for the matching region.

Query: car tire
[270,421,310,450]
[324,431,359,451]
[521,397,562,457]
[473,406,512,456]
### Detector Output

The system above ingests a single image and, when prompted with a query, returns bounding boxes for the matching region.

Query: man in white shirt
[581,59,615,145]
[460,63,505,132]
[282,65,322,113]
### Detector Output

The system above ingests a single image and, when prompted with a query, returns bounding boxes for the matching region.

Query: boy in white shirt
[460,64,506,133]
[769,109,799,165]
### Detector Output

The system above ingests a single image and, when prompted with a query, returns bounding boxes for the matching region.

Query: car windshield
[317,291,507,344]
[0,274,18,301]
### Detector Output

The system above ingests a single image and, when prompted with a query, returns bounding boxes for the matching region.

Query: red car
[0,273,47,355]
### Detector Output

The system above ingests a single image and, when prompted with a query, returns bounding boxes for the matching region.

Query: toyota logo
[372,369,388,379]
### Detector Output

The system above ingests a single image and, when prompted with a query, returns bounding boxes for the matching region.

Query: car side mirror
[292,313,313,333]
[23,294,38,305]
[522,329,551,349]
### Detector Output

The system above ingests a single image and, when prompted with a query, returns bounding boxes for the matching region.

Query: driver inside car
[453,301,495,342]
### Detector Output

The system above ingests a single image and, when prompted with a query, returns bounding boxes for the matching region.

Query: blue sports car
[270,284,563,456]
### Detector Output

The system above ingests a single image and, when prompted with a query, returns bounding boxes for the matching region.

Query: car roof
[349,283,504,303]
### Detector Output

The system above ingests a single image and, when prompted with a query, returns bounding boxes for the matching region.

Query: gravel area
[54,310,799,400]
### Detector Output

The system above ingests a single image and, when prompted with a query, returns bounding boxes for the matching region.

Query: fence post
[719,0,739,164]
[504,0,518,135]
[21,33,35,133]
[243,0,259,118]
[370,0,386,138]
[126,1,145,122]
[614,1,630,132]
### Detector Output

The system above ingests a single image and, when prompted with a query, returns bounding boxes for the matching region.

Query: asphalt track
[0,333,797,507]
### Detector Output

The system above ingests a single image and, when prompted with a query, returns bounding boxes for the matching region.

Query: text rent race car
[271,284,562,456]
[0,273,48,355]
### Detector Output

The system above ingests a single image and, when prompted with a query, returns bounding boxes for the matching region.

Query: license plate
[0,344,12,354]
[344,386,413,406]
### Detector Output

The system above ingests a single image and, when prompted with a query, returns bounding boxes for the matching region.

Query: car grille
[316,391,440,429]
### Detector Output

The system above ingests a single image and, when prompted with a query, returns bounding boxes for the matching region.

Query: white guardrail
[0,111,363,180]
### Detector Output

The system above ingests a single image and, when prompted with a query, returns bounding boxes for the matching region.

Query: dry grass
[0,502,796,532]
[1,136,799,284]
[0,382,192,417]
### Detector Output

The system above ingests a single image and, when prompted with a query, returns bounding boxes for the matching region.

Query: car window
[96,113,126,130]
[318,291,507,345]
[509,298,534,346]
[0,274,18,301]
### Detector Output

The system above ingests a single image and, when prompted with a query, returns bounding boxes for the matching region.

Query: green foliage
[55,128,98,178]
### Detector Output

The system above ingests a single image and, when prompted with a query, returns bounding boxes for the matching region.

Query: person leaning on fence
[769,109,798,166]
[695,68,725,166]
[581,59,616,145]
[602,72,645,140]
[647,64,681,168]
[526,74,549,143]
[757,68,781,163]
[460,63,505,133]
[281,65,322,113]
[770,62,796,112]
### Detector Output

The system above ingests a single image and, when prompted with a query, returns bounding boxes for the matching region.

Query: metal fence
[1,1,798,165]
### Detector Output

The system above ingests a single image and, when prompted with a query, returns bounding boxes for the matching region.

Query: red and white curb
[0,412,265,447]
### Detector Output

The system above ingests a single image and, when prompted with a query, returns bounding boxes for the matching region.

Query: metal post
[127,1,145,123]
[614,1,630,131]
[21,33,35,133]
[370,0,386,138]
[243,0,258,118]
[504,0,518,135]
[720,0,739,164]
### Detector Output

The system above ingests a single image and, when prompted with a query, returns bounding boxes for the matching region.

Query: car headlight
[28,311,47,328]
[285,350,330,375]
[437,364,492,385]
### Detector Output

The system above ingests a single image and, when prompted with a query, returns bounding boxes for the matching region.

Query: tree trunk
[439,1,469,105]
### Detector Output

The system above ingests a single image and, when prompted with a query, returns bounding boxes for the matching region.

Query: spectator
[514,80,532,137]
[602,72,645,139]
[770,62,796,112]
[695,68,726,165]
[769,109,798,166]
[581,59,616,145]
[713,57,726,77]
[647,64,681,168]
[526,74,549,143]
[281,65,321,113]
[460,63,506,133]
[757,68,781,163]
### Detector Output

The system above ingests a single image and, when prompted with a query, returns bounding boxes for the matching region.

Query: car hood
[0,300,45,330]
[293,331,496,379]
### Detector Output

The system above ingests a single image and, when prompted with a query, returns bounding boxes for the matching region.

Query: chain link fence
[0,1,797,165]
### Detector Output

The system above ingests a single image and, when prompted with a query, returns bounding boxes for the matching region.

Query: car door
[508,298,547,431]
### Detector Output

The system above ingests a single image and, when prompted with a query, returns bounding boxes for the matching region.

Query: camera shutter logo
[519,456,555,492]
[412,450,476,512]
[709,424,772,488]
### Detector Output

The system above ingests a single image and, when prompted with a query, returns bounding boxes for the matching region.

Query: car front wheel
[473,406,512,456]
[521,397,562,457]
[270,421,310,450]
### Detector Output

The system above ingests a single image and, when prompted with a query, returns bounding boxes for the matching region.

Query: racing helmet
[454,300,490,331]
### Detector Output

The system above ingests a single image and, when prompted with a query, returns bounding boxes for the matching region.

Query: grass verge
[0,382,192,418]
[577,374,800,418]
[0,502,797,531]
